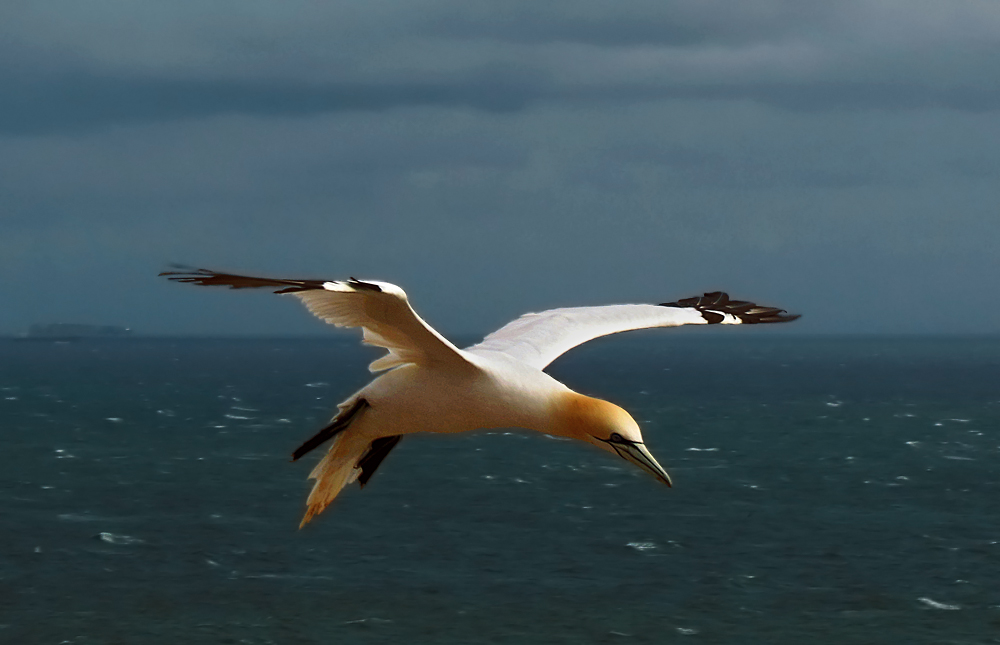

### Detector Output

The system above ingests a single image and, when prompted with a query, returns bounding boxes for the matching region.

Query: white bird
[161,268,800,526]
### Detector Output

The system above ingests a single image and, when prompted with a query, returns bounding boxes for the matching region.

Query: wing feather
[467,293,799,369]
[161,268,467,372]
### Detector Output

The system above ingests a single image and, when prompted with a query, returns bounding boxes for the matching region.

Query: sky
[2,1,998,338]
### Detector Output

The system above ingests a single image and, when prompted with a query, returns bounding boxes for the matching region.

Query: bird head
[552,392,672,487]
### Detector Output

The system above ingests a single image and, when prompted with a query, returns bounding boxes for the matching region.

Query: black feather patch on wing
[347,277,383,293]
[292,399,370,461]
[160,266,329,294]
[659,291,801,324]
[356,435,402,488]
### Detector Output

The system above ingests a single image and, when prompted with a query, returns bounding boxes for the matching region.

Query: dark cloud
[422,1,846,46]
[3,1,1000,135]
[0,67,551,135]
[0,1,998,336]
[5,68,1000,137]
[578,143,883,191]
[425,12,715,47]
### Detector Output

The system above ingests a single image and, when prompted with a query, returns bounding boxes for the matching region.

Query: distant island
[20,324,133,340]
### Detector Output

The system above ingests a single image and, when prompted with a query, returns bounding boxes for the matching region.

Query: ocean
[1,335,998,644]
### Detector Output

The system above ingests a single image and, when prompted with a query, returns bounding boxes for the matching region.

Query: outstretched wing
[467,291,800,370]
[161,267,468,372]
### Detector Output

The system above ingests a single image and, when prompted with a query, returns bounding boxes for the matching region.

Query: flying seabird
[161,268,800,526]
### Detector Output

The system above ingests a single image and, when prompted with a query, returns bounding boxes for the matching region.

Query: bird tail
[299,431,366,528]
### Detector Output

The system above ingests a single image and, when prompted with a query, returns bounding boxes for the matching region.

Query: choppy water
[1,336,999,644]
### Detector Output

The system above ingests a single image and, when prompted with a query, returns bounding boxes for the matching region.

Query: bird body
[161,268,800,525]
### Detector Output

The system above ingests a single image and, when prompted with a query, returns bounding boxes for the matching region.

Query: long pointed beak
[610,440,673,487]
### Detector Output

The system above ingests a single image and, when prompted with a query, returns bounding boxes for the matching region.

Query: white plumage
[161,268,799,526]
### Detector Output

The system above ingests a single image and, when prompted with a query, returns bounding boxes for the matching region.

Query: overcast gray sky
[2,1,998,338]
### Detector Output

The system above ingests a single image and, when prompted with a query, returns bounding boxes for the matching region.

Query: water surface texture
[1,336,998,643]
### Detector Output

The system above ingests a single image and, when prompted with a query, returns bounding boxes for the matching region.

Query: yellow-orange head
[549,392,672,486]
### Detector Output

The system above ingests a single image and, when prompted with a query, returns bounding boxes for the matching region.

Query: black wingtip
[660,292,801,325]
[347,278,382,293]
[158,264,204,278]
[765,313,801,324]
[160,267,328,293]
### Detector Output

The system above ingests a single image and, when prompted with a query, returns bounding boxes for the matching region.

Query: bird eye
[610,433,623,442]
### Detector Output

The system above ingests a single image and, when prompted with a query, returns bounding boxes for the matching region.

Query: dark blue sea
[1,336,998,644]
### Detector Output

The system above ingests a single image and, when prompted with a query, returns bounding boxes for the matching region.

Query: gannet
[161,268,800,526]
